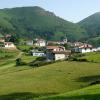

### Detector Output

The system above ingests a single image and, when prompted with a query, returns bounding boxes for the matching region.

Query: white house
[52,51,71,61]
[46,46,71,61]
[30,49,46,57]
[4,42,16,48]
[34,39,46,47]
[74,44,93,53]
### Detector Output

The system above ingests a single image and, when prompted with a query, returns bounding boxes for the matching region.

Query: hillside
[78,12,100,38]
[0,6,86,41]
[40,84,100,100]
[0,58,100,99]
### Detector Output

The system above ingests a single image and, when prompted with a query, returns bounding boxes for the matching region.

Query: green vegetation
[21,53,38,63]
[78,12,100,46]
[40,84,100,100]
[88,36,100,47]
[17,45,33,52]
[1,7,100,45]
[0,49,19,60]
[74,52,100,63]
[0,59,100,99]
[0,6,86,41]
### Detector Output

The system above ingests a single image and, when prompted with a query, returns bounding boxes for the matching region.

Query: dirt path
[16,52,24,59]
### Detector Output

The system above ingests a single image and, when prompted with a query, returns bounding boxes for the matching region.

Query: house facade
[73,44,94,53]
[34,39,46,47]
[46,46,71,61]
[4,42,16,48]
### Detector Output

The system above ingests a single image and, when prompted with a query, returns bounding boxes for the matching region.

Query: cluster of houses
[72,42,100,53]
[0,32,99,61]
[0,34,16,49]
[29,37,100,61]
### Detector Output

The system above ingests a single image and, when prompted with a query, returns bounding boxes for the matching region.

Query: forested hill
[78,12,100,37]
[0,6,86,41]
[78,12,100,46]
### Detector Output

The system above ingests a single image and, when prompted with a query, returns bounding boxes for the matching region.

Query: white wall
[5,43,15,48]
[35,41,46,47]
[79,48,92,53]
[55,54,66,60]
[39,42,46,47]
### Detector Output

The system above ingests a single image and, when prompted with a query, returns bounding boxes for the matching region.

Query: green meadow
[0,58,100,99]
[80,52,100,63]
[0,51,100,100]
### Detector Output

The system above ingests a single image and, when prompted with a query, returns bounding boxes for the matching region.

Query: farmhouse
[73,43,94,53]
[4,42,16,48]
[51,51,71,61]
[34,39,46,47]
[46,46,71,61]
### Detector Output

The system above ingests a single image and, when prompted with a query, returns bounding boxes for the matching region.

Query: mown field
[0,53,100,100]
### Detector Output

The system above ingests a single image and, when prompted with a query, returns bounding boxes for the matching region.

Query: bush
[72,58,79,61]
[16,58,27,66]
[79,58,87,62]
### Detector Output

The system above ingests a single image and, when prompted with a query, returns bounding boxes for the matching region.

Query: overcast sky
[0,0,100,22]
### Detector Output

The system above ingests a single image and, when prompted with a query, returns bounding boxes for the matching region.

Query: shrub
[16,58,27,66]
[79,58,87,62]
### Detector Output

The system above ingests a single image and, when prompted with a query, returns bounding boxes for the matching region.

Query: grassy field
[79,52,100,63]
[21,53,38,63]
[0,58,100,100]
[40,84,100,100]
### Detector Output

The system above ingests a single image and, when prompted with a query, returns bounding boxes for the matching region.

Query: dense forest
[0,6,86,41]
[0,6,100,46]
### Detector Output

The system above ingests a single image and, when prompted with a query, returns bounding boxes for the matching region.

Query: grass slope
[40,84,100,100]
[0,60,100,99]
[79,52,100,63]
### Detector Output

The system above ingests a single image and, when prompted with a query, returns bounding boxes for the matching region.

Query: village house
[34,38,46,47]
[46,46,71,61]
[4,42,16,49]
[30,49,46,57]
[73,43,94,53]
[0,34,16,49]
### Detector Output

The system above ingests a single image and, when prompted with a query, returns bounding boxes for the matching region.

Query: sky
[0,0,100,22]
